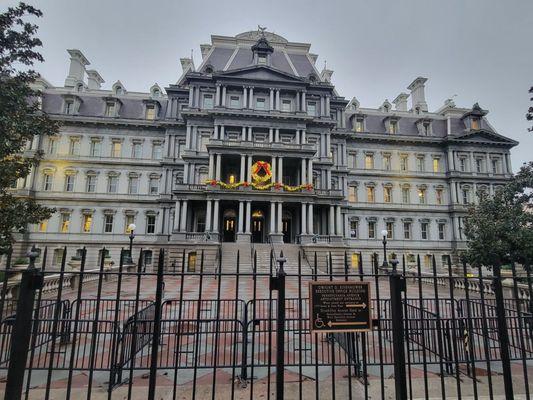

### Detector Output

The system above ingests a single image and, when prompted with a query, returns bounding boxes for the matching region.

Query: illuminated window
[433,158,440,173]
[125,215,135,233]
[60,213,71,233]
[403,222,411,239]
[38,219,48,232]
[351,252,360,268]
[383,155,391,170]
[104,214,114,233]
[386,222,394,239]
[471,118,480,130]
[111,141,122,158]
[365,154,374,169]
[82,214,92,233]
[146,215,156,234]
[400,155,408,171]
[366,186,375,203]
[368,221,376,239]
[436,188,443,205]
[418,188,426,204]
[146,104,156,119]
[389,120,398,134]
[350,220,358,238]
[229,174,236,184]
[348,186,357,202]
[65,174,75,192]
[354,118,364,132]
[402,187,410,203]
[69,138,80,155]
[384,187,392,203]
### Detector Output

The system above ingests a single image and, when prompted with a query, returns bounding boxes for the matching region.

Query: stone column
[320,96,325,116]
[447,151,454,172]
[205,200,212,232]
[326,96,331,116]
[185,125,191,149]
[296,92,300,111]
[195,87,200,108]
[241,126,246,141]
[302,92,306,112]
[301,159,307,185]
[308,203,314,235]
[188,86,194,107]
[180,200,188,232]
[247,155,252,182]
[308,159,313,185]
[336,206,342,236]
[240,155,246,181]
[183,162,189,184]
[301,203,307,235]
[275,128,280,142]
[326,134,331,157]
[249,87,254,109]
[270,202,276,234]
[329,206,335,235]
[295,129,300,145]
[173,201,181,231]
[277,202,282,234]
[245,201,251,234]
[213,125,218,140]
[215,154,221,181]
[213,200,220,233]
[278,157,284,183]
[208,154,215,179]
[221,86,227,107]
[238,201,244,233]
[220,125,225,140]
[269,128,273,143]
[248,126,253,142]
[271,157,276,183]
[215,85,221,106]
[486,152,491,173]
[470,151,476,173]
[243,87,248,109]
[327,170,332,189]
[301,129,306,144]
[269,88,274,110]
[276,90,280,110]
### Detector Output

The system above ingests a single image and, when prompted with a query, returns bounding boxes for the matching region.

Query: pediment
[217,65,303,83]
[450,130,518,146]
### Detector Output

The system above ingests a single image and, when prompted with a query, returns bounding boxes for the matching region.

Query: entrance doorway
[252,210,265,243]
[282,218,291,243]
[223,209,236,242]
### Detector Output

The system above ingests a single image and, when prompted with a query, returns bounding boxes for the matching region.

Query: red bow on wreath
[253,161,271,175]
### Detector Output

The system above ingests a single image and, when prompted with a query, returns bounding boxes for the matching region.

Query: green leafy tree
[464,161,533,267]
[0,3,58,251]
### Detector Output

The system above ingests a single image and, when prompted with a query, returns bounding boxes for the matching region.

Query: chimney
[407,77,428,112]
[86,70,104,90]
[393,93,409,112]
[200,44,212,59]
[180,57,195,73]
[64,49,90,88]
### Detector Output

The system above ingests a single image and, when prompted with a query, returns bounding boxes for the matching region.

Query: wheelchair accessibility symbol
[314,314,325,328]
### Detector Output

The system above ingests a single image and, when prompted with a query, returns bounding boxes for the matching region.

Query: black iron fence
[0,245,531,399]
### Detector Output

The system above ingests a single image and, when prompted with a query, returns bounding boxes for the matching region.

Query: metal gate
[0,245,532,399]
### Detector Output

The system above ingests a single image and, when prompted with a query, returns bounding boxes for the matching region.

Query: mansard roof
[214,65,304,83]
[447,129,518,147]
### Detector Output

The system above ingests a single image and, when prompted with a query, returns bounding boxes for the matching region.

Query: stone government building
[12,29,518,271]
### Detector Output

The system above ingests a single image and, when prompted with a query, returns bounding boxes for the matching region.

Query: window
[64,101,74,115]
[82,214,92,233]
[146,215,156,234]
[389,120,398,134]
[384,187,392,203]
[492,159,499,174]
[105,102,115,117]
[350,220,358,238]
[354,118,364,132]
[69,138,80,155]
[471,117,480,130]
[104,214,114,233]
[386,222,394,239]
[307,101,317,116]
[43,173,53,191]
[202,94,214,110]
[125,215,135,233]
[348,186,357,202]
[400,155,408,171]
[86,175,97,193]
[383,154,391,170]
[416,156,425,172]
[108,175,118,193]
[90,139,101,157]
[436,188,444,205]
[403,222,411,239]
[438,223,445,240]
[144,250,153,266]
[348,153,356,168]
[152,143,162,159]
[433,158,440,173]
[421,222,429,240]
[38,219,48,233]
[111,141,122,158]
[199,135,209,152]
[65,174,75,192]
[146,104,157,119]
[423,122,431,136]
[402,187,410,203]
[418,188,427,204]
[47,138,57,155]
[132,142,142,158]
[230,96,240,108]
[60,213,71,233]
[149,177,159,195]
[368,221,376,239]
[281,99,291,112]
[365,154,374,169]
[475,158,483,173]
[258,54,267,64]
[462,188,470,204]
[128,176,139,194]
[255,98,266,109]
[366,186,375,203]
[459,157,466,172]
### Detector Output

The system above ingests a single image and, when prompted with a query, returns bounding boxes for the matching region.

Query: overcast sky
[6,0,532,170]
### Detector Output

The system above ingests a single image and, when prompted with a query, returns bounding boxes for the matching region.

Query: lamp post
[128,223,136,263]
[381,229,389,269]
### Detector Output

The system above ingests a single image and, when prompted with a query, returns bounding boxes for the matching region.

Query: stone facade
[9,30,518,271]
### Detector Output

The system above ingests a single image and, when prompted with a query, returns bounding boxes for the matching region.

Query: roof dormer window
[471,117,480,130]
[105,102,116,117]
[258,54,267,65]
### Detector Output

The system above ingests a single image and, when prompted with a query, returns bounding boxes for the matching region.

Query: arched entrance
[223,209,236,242]
[252,210,265,243]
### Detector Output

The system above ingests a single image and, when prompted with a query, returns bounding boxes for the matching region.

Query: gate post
[270,251,287,400]
[493,263,514,399]
[5,247,43,400]
[389,259,407,400]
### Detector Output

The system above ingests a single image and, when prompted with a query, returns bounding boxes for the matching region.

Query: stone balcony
[172,183,343,198]
[206,139,316,155]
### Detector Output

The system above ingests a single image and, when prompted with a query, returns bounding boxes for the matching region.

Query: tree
[464,161,533,267]
[0,3,58,251]
[528,86,533,132]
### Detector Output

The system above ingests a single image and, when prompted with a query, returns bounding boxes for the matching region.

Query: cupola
[251,27,274,66]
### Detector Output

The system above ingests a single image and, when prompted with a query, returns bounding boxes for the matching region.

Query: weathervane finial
[258,25,267,37]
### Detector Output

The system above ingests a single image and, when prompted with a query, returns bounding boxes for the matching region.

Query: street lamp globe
[128,223,137,233]
[381,229,388,239]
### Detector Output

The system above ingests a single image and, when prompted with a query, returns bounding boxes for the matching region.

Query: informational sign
[309,281,371,333]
